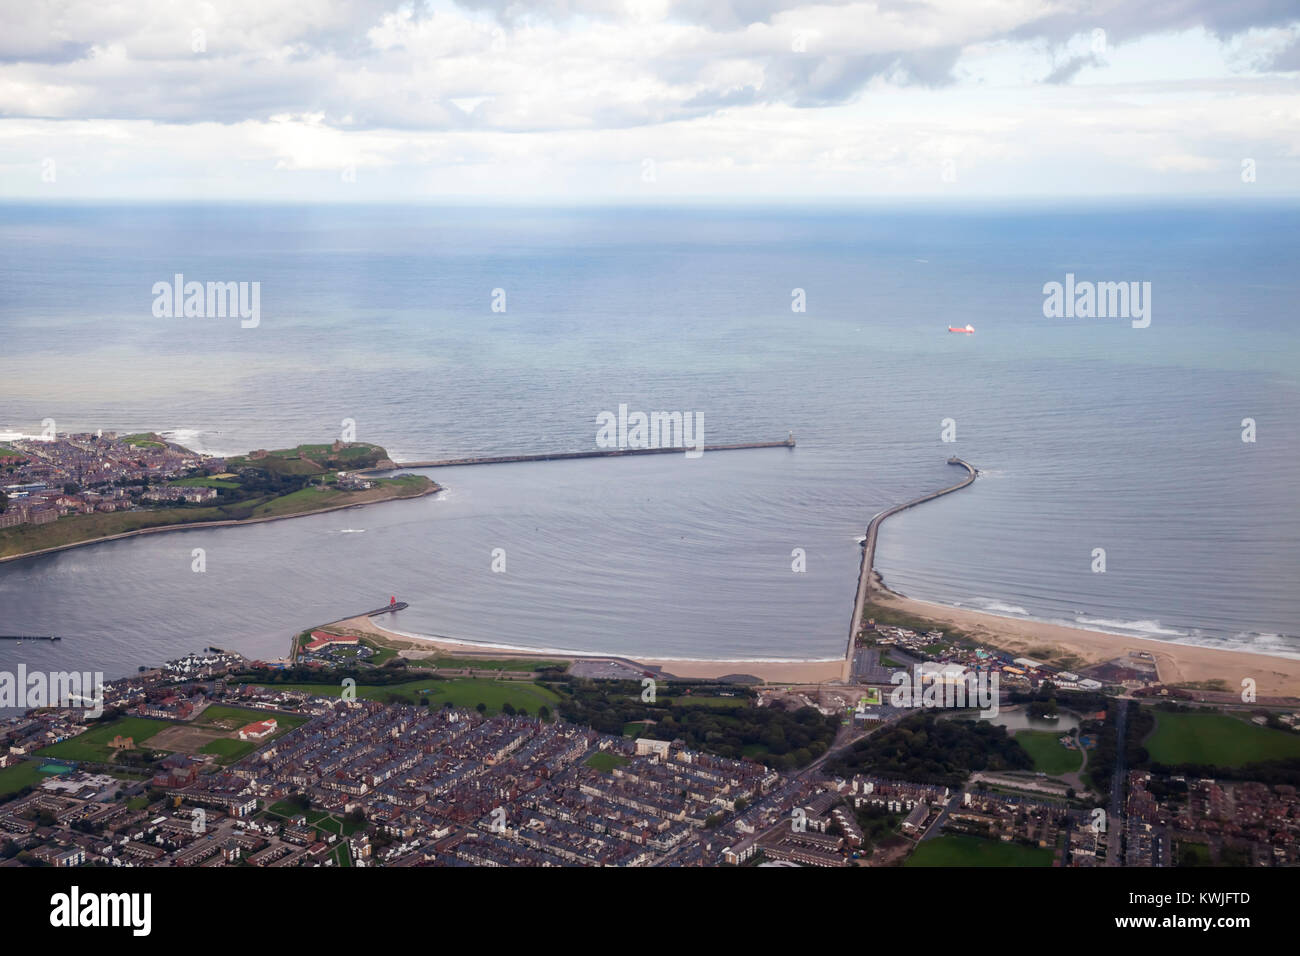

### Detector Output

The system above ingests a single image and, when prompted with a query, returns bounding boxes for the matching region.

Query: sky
[0,0,1297,200]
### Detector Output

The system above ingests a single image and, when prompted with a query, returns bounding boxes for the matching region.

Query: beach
[329,613,847,684]
[331,590,1300,698]
[871,581,1300,699]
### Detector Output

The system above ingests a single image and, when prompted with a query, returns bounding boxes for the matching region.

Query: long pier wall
[366,438,794,472]
[844,457,978,680]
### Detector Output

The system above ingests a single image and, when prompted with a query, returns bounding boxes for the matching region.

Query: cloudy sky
[1,0,1298,200]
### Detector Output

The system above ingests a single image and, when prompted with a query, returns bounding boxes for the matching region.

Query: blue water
[1,201,1297,679]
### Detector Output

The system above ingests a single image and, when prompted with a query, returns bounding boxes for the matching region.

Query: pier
[363,437,795,472]
[0,635,62,641]
[844,457,978,680]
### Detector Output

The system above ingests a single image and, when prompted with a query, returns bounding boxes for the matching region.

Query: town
[0,431,226,529]
[2,621,1298,868]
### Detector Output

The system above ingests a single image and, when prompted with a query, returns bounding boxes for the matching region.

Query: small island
[0,432,437,562]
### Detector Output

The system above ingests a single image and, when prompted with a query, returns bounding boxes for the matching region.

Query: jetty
[0,635,62,641]
[363,436,795,472]
[844,457,978,680]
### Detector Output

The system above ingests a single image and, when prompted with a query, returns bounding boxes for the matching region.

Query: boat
[948,324,975,334]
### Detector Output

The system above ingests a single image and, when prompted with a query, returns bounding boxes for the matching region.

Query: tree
[476,703,487,714]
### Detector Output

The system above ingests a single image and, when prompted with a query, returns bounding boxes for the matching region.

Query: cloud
[0,0,1296,198]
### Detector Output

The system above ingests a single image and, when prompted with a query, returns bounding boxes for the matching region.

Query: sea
[1,200,1297,682]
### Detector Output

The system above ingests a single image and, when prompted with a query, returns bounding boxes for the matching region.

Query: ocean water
[0,201,1297,679]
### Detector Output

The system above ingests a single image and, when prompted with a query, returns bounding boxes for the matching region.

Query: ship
[948,324,975,334]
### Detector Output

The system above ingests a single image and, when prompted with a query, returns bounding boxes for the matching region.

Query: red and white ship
[948,324,975,334]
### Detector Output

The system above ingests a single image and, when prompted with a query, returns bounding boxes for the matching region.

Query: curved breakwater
[845,457,978,678]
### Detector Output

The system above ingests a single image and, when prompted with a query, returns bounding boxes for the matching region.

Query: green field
[226,442,389,477]
[170,476,239,489]
[122,433,166,448]
[586,751,630,772]
[623,721,649,737]
[1016,730,1083,776]
[905,834,1054,867]
[36,717,174,763]
[268,677,559,715]
[1145,711,1300,767]
[1176,841,1213,866]
[360,639,398,666]
[200,738,255,763]
[0,760,56,796]
[195,705,306,739]
[264,802,365,838]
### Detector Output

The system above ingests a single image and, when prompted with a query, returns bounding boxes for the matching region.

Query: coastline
[0,480,440,565]
[870,576,1300,699]
[332,575,1300,696]
[330,614,848,684]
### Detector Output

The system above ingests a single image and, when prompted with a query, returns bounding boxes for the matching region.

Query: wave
[1073,616,1188,637]
[158,428,243,457]
[977,599,1029,615]
[337,529,366,534]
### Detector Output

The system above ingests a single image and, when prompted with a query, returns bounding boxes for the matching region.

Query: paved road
[1105,699,1129,866]
[920,791,963,842]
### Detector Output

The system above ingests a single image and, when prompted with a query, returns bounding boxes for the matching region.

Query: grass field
[905,834,1055,867]
[195,705,306,737]
[1016,730,1083,776]
[360,639,398,666]
[1176,841,1213,866]
[267,677,559,715]
[0,760,56,795]
[170,476,240,489]
[1144,710,1300,767]
[36,716,174,763]
[586,751,630,772]
[264,802,365,840]
[200,738,255,762]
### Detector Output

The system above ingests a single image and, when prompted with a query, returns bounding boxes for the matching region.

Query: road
[1105,699,1129,866]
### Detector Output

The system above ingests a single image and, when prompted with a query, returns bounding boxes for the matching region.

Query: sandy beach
[871,581,1300,699]
[329,614,846,683]
[327,580,1300,696]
